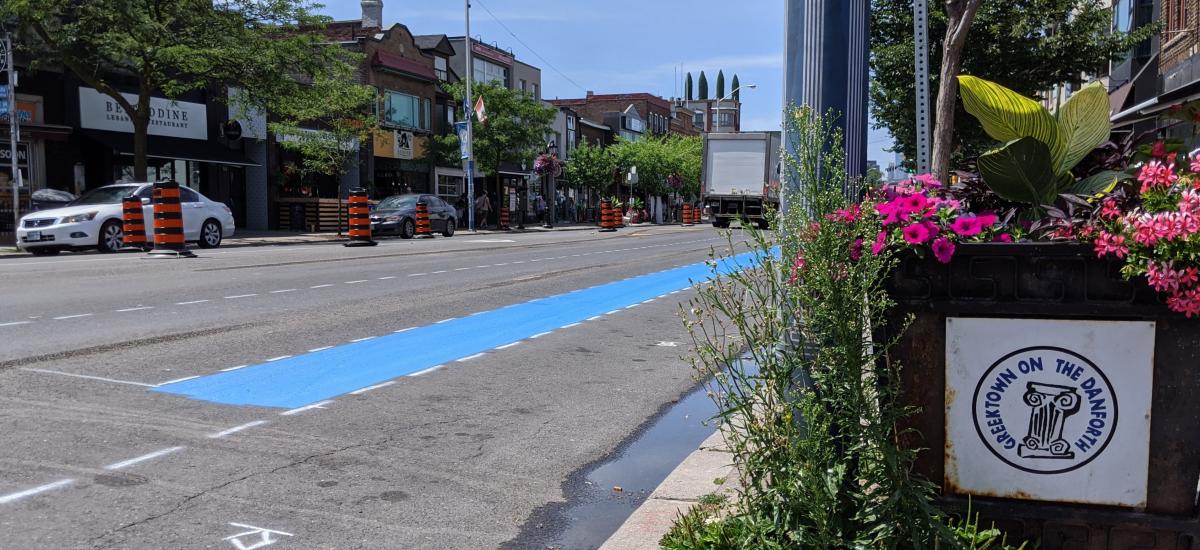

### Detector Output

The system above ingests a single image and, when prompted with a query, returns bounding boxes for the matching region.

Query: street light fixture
[543,140,558,229]
[712,83,756,131]
[626,165,638,223]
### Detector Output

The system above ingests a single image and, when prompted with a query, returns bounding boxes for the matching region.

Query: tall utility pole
[913,1,931,174]
[464,0,475,232]
[2,32,19,237]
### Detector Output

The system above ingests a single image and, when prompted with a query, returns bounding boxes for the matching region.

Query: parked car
[30,188,77,212]
[15,183,236,256]
[369,194,456,239]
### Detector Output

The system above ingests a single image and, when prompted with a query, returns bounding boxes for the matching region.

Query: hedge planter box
[885,243,1200,548]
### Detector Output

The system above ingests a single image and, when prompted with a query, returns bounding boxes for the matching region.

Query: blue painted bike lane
[154,248,774,409]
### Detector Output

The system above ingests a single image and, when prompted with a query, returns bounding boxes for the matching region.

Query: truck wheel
[757,219,771,230]
[712,220,729,229]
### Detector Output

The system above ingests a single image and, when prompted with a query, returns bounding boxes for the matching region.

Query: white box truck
[701,132,781,228]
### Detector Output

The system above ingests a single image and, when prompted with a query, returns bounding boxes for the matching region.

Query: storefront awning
[83,130,260,167]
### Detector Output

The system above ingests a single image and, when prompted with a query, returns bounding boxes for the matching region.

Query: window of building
[384,91,425,130]
[519,79,527,92]
[437,174,463,200]
[531,83,539,100]
[693,112,704,127]
[566,116,576,150]
[1166,0,1187,34]
[718,112,735,127]
[473,59,508,85]
[434,57,448,81]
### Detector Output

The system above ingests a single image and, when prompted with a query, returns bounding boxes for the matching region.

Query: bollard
[415,201,434,238]
[121,195,148,251]
[613,204,623,228]
[146,180,194,258]
[344,188,377,247]
[682,203,693,227]
[599,200,616,232]
[500,204,510,230]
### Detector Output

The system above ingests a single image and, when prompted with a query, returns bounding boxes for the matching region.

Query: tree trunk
[930,0,983,180]
[132,87,153,182]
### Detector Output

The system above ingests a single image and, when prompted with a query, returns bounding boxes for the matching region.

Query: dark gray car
[369,194,456,239]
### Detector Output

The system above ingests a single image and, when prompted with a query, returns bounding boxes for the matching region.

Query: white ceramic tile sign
[945,317,1155,507]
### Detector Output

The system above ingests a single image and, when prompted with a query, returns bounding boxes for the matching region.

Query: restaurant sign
[79,87,207,140]
[945,317,1154,507]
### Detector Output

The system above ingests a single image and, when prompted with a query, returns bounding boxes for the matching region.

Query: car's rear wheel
[443,218,456,237]
[198,219,223,248]
[97,220,123,253]
[29,248,60,256]
[399,218,415,239]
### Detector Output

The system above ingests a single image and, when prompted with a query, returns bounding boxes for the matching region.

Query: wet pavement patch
[502,382,718,549]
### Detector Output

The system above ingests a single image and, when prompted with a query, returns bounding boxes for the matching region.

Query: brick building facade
[549,92,674,142]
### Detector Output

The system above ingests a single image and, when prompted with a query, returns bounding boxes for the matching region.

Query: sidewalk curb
[599,430,736,550]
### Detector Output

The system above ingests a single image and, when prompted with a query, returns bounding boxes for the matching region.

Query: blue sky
[317,0,894,167]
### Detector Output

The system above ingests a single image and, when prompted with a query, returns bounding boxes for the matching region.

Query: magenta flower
[950,216,983,237]
[1093,231,1128,259]
[902,222,932,244]
[871,231,887,255]
[993,233,1014,243]
[915,173,942,189]
[975,212,998,228]
[876,201,902,226]
[849,238,863,262]
[1138,160,1178,193]
[932,237,956,263]
[900,194,929,217]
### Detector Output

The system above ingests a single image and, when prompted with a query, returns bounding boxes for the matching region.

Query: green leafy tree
[2,0,357,181]
[609,135,703,198]
[442,81,556,179]
[269,77,378,189]
[732,74,741,101]
[871,0,1156,173]
[716,70,726,100]
[563,140,616,194]
[698,71,709,100]
[685,72,694,101]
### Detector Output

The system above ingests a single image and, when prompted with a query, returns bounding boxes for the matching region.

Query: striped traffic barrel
[415,201,433,238]
[344,188,377,247]
[121,195,147,251]
[499,204,509,230]
[599,200,616,232]
[147,180,194,257]
[682,203,693,226]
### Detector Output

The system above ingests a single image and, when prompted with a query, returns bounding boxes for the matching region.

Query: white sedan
[16,183,236,256]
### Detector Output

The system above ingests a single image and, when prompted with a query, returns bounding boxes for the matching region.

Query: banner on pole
[455,121,469,159]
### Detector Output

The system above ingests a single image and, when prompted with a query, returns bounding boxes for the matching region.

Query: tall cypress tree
[732,74,741,101]
[685,72,694,101]
[698,71,709,100]
[716,70,725,99]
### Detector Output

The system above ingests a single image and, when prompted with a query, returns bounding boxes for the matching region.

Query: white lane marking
[409,364,444,376]
[605,310,620,315]
[641,299,655,304]
[265,355,293,362]
[669,290,682,295]
[493,263,509,266]
[656,341,681,347]
[270,289,297,294]
[561,322,581,329]
[53,313,93,320]
[454,267,471,271]
[475,265,490,269]
[221,365,248,372]
[224,523,294,547]
[176,299,210,305]
[586,315,602,321]
[0,479,74,505]
[349,381,396,395]
[625,304,640,309]
[344,280,367,284]
[350,336,376,343]
[657,294,668,299]
[157,375,200,386]
[225,294,258,299]
[495,342,521,350]
[512,261,525,264]
[378,276,397,280]
[307,346,333,353]
[104,447,183,470]
[0,321,31,327]
[394,327,416,333]
[469,311,486,316]
[20,368,156,387]
[436,317,457,324]
[431,270,447,274]
[310,284,334,289]
[409,273,427,277]
[280,400,333,416]
[115,306,153,313]
[530,331,552,339]
[529,259,541,262]
[456,352,486,362]
[208,420,268,439]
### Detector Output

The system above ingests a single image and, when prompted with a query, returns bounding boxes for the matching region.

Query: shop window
[437,174,462,199]
[384,91,421,129]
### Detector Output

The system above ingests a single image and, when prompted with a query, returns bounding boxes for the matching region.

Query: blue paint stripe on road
[152,249,774,409]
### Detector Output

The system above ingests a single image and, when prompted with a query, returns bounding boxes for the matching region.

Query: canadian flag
[473,95,487,124]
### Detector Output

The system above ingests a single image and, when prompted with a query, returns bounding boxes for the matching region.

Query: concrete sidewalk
[600,430,738,550]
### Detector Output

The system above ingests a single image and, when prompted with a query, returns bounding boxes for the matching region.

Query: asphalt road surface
[0,225,743,549]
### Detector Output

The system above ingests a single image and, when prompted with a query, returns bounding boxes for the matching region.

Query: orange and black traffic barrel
[147,180,194,258]
[344,189,377,247]
[682,203,693,226]
[121,195,147,251]
[599,200,616,232]
[499,203,510,230]
[415,201,433,238]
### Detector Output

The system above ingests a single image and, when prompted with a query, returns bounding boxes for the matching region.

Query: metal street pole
[2,33,19,239]
[913,0,931,173]
[464,0,476,232]
[713,84,756,131]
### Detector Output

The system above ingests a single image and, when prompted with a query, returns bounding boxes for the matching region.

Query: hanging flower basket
[533,153,563,177]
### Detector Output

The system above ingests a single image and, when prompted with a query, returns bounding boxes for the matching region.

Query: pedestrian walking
[475,192,491,229]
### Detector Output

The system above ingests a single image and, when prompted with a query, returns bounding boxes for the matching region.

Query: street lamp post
[626,165,638,224]
[711,84,756,132]
[543,141,558,229]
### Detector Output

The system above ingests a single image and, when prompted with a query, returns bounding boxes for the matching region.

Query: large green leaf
[958,75,1065,171]
[1055,82,1112,174]
[977,137,1058,205]
[1063,170,1130,197]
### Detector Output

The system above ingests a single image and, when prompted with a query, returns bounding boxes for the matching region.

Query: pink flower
[1093,231,1128,259]
[789,251,806,284]
[1152,140,1167,159]
[1100,198,1122,220]
[950,216,983,237]
[976,212,999,228]
[1191,153,1200,174]
[871,231,887,255]
[902,222,932,244]
[993,233,1014,243]
[1138,160,1178,193]
[932,237,956,263]
[834,204,861,223]
[900,194,929,217]
[1179,190,1200,217]
[849,239,863,262]
[875,201,902,226]
[915,173,942,189]
[1167,287,1200,317]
